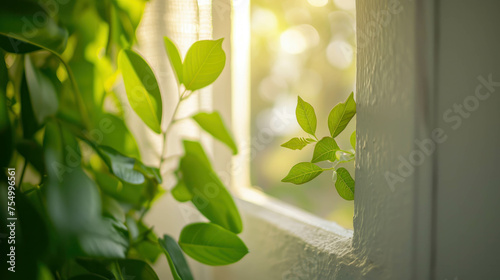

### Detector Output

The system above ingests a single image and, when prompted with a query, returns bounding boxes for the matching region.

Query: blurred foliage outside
[250,0,356,228]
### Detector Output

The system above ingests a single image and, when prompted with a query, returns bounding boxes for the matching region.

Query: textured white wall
[355,0,420,279]
[434,0,500,279]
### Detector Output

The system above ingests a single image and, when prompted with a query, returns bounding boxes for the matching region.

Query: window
[248,0,356,228]
[139,0,500,279]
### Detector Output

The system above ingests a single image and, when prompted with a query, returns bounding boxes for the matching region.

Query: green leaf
[125,218,162,263]
[102,195,126,223]
[68,275,108,280]
[311,137,340,163]
[94,170,145,207]
[17,140,45,173]
[335,167,355,200]
[37,264,55,280]
[0,36,40,53]
[180,154,242,233]
[20,74,41,138]
[111,260,159,280]
[183,39,226,91]
[281,137,314,150]
[98,114,141,160]
[282,162,323,184]
[98,145,145,185]
[296,96,317,136]
[159,235,194,280]
[164,36,183,84]
[328,92,356,138]
[17,191,50,259]
[111,0,146,46]
[179,223,248,266]
[44,123,99,235]
[78,218,129,258]
[43,122,126,258]
[134,161,162,184]
[192,111,238,154]
[25,56,59,123]
[74,258,114,279]
[350,130,356,150]
[0,1,68,54]
[118,49,162,133]
[171,179,193,202]
[183,140,211,167]
[0,68,13,168]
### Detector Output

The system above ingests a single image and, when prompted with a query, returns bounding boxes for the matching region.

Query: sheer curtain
[134,1,215,279]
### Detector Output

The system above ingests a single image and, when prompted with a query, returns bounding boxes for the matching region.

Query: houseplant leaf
[171,179,193,203]
[180,154,242,233]
[179,223,248,266]
[118,49,162,133]
[350,130,356,150]
[25,56,59,123]
[335,167,355,200]
[281,137,314,150]
[98,145,145,185]
[311,137,340,163]
[159,234,194,280]
[43,122,126,258]
[164,36,183,84]
[296,96,317,136]
[98,114,141,160]
[282,162,323,184]
[328,92,356,138]
[0,1,68,54]
[94,170,146,207]
[0,73,13,168]
[192,111,238,154]
[69,275,108,280]
[182,140,211,167]
[20,74,41,138]
[111,259,159,280]
[183,39,226,91]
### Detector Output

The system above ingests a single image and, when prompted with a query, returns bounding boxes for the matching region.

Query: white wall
[434,0,500,279]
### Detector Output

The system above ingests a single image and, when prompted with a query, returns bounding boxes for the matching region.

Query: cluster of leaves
[0,1,247,280]
[281,93,356,200]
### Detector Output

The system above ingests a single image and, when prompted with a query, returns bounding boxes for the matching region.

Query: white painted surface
[355,0,420,279]
[434,0,500,279]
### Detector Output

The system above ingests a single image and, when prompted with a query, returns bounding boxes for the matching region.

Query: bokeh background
[249,0,356,228]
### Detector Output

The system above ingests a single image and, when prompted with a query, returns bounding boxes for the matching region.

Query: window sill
[212,188,372,280]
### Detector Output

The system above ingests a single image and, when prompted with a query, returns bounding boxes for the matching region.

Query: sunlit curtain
[134,0,213,169]
[134,1,215,279]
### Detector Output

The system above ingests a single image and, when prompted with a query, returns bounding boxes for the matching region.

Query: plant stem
[57,57,91,129]
[19,159,28,186]
[159,89,189,167]
[340,149,354,155]
[138,199,152,224]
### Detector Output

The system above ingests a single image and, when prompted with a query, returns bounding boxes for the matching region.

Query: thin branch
[159,89,189,167]
[19,159,28,186]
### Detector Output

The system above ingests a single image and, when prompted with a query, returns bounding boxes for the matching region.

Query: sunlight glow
[280,25,319,54]
[307,0,329,7]
[333,0,355,10]
[280,29,307,54]
[326,40,353,69]
[252,7,278,35]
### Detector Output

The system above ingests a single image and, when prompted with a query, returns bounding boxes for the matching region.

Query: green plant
[0,1,247,279]
[281,93,356,201]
